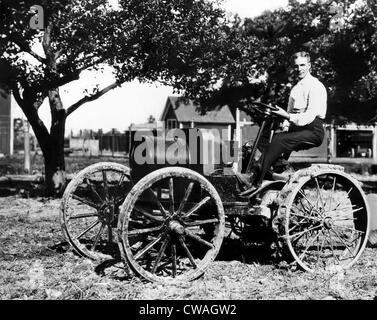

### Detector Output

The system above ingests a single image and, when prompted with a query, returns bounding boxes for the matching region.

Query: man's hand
[272,106,290,120]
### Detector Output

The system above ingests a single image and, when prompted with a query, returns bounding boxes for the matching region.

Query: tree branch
[66,82,119,117]
[8,37,46,64]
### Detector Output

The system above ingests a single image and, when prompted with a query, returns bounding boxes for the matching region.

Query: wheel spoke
[185,230,214,249]
[134,235,164,260]
[184,196,211,218]
[184,218,219,227]
[148,188,169,217]
[318,230,327,264]
[169,178,175,216]
[85,178,104,204]
[330,229,356,258]
[72,194,100,210]
[175,182,194,216]
[289,219,308,234]
[152,237,169,274]
[299,189,323,217]
[299,190,315,209]
[315,177,325,210]
[327,229,340,264]
[329,177,336,211]
[298,198,312,215]
[128,226,164,236]
[76,220,101,239]
[288,225,322,240]
[290,210,321,222]
[171,244,177,278]
[178,236,197,268]
[333,224,365,235]
[134,206,164,223]
[91,223,105,251]
[328,206,364,215]
[298,230,321,261]
[333,218,357,222]
[102,171,109,201]
[69,213,98,220]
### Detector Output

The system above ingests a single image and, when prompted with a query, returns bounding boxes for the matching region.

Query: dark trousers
[258,117,325,183]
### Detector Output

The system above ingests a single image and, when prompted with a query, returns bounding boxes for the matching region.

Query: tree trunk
[44,89,67,196]
[20,89,67,196]
[44,110,66,196]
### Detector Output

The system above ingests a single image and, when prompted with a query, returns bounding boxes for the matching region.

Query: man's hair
[292,51,311,63]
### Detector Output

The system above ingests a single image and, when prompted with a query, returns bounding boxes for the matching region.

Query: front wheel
[279,167,370,272]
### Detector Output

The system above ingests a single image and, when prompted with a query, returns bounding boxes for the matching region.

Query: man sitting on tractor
[241,51,327,196]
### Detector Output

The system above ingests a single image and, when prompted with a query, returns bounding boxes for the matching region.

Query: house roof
[160,96,235,124]
[129,122,163,131]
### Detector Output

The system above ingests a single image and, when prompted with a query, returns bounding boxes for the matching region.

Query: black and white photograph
[1,0,377,305]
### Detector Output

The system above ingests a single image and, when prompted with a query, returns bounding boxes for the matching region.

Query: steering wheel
[250,101,278,113]
[243,101,279,120]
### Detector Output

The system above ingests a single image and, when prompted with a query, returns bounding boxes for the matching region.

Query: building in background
[160,96,235,141]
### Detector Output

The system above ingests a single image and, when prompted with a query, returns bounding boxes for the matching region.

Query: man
[242,51,327,194]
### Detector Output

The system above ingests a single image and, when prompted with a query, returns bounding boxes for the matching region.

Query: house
[0,89,13,156]
[160,96,235,141]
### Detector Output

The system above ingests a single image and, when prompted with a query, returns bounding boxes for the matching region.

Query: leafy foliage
[185,0,377,124]
[0,0,229,193]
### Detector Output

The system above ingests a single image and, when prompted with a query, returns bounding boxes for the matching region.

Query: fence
[68,129,132,157]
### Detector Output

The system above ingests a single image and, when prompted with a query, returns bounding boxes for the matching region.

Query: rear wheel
[118,167,225,284]
[61,162,132,260]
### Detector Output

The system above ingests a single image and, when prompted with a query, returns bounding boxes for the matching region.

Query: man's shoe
[271,168,294,181]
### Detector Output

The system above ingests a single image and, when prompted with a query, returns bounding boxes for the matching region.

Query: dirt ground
[0,195,377,300]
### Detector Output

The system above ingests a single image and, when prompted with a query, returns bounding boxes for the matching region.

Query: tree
[0,0,228,195]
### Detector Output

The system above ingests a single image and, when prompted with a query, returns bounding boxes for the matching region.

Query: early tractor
[61,102,370,284]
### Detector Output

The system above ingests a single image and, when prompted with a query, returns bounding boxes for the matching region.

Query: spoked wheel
[118,167,225,284]
[61,162,133,260]
[283,170,370,272]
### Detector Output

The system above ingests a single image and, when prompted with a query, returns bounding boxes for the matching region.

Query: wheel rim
[61,163,132,260]
[285,171,370,272]
[118,167,225,284]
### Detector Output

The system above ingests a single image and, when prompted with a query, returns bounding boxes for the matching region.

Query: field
[1,155,377,300]
[0,195,377,300]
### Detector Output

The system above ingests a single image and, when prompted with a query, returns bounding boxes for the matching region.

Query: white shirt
[286,73,327,127]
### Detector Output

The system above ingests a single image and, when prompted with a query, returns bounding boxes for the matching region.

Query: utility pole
[23,118,31,173]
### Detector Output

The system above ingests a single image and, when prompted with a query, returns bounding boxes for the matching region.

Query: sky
[11,0,290,134]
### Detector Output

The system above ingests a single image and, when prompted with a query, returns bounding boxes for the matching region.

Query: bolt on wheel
[284,171,370,272]
[118,167,225,284]
[61,162,132,260]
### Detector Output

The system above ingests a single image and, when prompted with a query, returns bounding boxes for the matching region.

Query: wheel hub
[168,220,185,235]
[323,217,334,230]
[98,202,114,224]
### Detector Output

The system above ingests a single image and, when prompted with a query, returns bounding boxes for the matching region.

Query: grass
[1,195,377,300]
